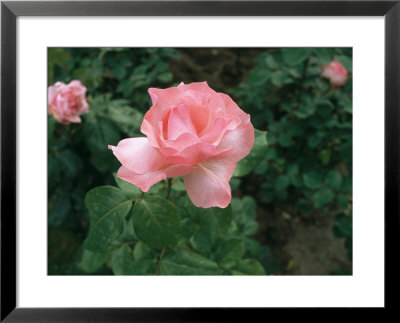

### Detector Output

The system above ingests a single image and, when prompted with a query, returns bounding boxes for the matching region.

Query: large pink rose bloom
[109,82,254,208]
[321,61,349,88]
[48,80,89,124]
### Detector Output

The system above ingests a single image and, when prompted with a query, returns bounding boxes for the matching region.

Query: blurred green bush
[231,49,352,260]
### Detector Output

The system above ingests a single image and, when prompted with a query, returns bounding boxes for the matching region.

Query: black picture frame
[1,0,399,321]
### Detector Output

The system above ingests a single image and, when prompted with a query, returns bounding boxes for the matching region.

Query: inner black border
[1,1,399,321]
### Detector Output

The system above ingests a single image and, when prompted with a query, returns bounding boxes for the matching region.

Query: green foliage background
[48,47,352,275]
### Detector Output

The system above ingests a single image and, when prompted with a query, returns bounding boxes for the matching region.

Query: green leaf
[302,171,323,189]
[314,48,333,64]
[48,116,56,143]
[265,54,278,69]
[319,149,332,165]
[190,229,213,254]
[307,134,321,148]
[147,182,164,195]
[241,196,257,220]
[131,259,157,275]
[176,217,197,247]
[48,191,71,226]
[244,238,261,258]
[275,175,290,191]
[229,177,241,191]
[113,65,127,80]
[132,241,153,261]
[282,48,312,66]
[157,72,173,83]
[215,237,245,269]
[171,179,186,192]
[333,213,352,237]
[290,174,303,188]
[325,170,343,190]
[111,245,136,275]
[159,248,220,275]
[232,259,266,275]
[287,164,299,177]
[117,215,138,242]
[186,200,232,237]
[132,196,180,249]
[278,133,292,147]
[271,71,290,87]
[313,188,334,208]
[234,129,268,177]
[294,101,316,119]
[79,249,109,274]
[107,104,143,137]
[48,155,61,189]
[249,67,270,85]
[84,186,133,253]
[57,150,81,179]
[259,246,280,275]
[242,220,259,236]
[113,173,142,197]
[337,194,349,210]
[254,162,268,174]
[84,116,120,166]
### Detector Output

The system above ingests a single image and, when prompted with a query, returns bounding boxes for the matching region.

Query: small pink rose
[321,61,349,88]
[48,80,89,124]
[109,82,255,208]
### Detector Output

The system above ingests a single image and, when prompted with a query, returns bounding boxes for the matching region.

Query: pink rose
[109,82,254,208]
[48,80,89,124]
[321,61,349,88]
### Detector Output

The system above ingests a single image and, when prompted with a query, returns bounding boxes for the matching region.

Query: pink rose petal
[109,137,167,174]
[321,60,349,88]
[117,164,197,192]
[112,81,255,208]
[183,159,237,208]
[48,80,89,125]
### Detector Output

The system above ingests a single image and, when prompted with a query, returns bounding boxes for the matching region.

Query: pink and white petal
[117,164,197,192]
[64,115,82,124]
[177,81,211,93]
[183,159,237,208]
[200,116,240,145]
[165,164,198,177]
[179,82,226,111]
[69,80,85,89]
[160,132,200,156]
[167,105,197,140]
[48,82,64,104]
[141,87,184,140]
[217,120,254,161]
[79,101,89,114]
[218,92,250,121]
[109,137,167,174]
[147,87,183,108]
[116,166,166,192]
[188,103,211,136]
[140,119,163,149]
[165,141,233,166]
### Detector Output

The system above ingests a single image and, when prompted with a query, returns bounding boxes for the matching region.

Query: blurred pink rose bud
[109,82,254,208]
[321,61,349,88]
[48,80,89,124]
